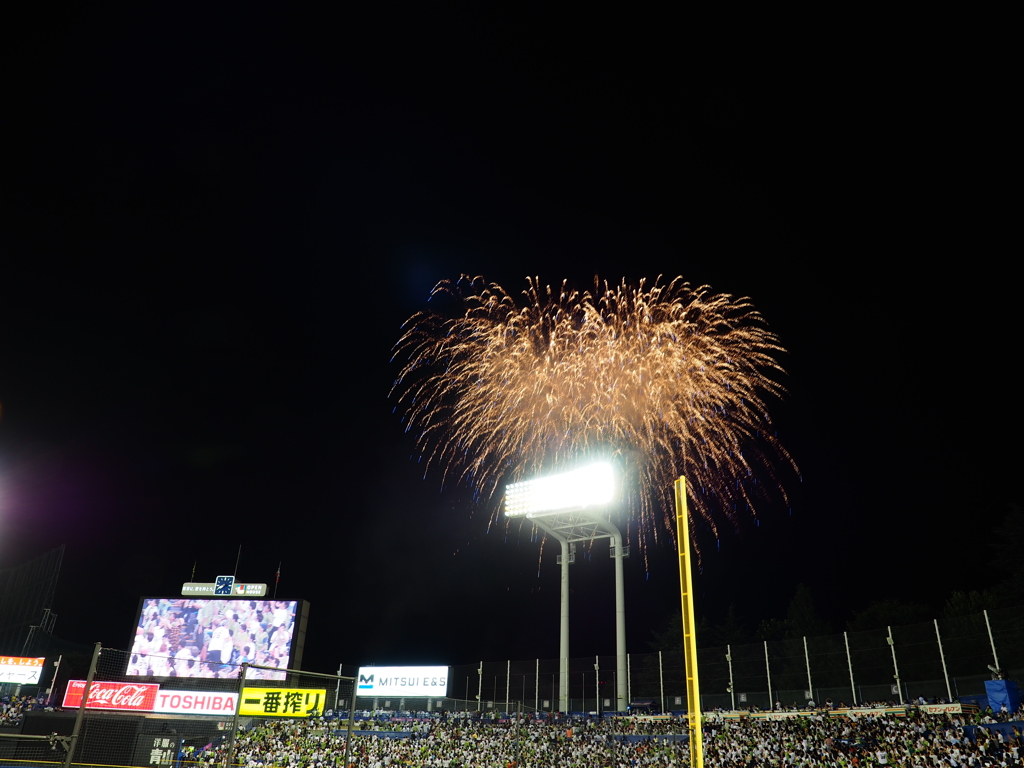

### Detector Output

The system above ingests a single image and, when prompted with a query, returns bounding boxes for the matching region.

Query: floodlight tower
[504,463,627,713]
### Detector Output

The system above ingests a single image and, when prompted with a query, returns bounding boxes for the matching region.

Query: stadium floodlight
[504,462,624,714]
[504,463,616,518]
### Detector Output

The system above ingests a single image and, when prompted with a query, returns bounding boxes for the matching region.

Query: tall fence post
[764,641,773,709]
[983,610,1001,673]
[506,660,510,714]
[535,659,539,712]
[935,619,952,703]
[627,654,631,707]
[726,646,735,711]
[335,664,344,715]
[477,662,483,711]
[64,641,100,768]
[844,632,856,705]
[803,636,813,703]
[224,662,247,768]
[887,626,903,705]
[343,673,357,767]
[658,651,665,713]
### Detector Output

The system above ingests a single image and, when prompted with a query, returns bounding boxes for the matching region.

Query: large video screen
[127,598,300,680]
[357,666,449,697]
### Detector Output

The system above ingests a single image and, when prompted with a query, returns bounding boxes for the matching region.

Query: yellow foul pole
[674,476,703,768]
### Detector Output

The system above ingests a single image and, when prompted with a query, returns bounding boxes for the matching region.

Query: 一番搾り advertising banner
[238,688,326,717]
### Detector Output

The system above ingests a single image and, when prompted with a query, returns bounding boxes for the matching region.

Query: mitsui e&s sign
[356,666,448,697]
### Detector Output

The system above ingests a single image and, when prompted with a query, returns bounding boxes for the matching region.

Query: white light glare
[504,463,616,518]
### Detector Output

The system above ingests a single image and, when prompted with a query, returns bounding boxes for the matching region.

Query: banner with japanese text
[0,656,46,684]
[239,687,326,717]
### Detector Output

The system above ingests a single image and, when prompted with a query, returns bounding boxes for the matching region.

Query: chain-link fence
[451,603,1022,714]
[658,603,1021,711]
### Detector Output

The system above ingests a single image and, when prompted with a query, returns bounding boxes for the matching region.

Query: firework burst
[391,275,796,554]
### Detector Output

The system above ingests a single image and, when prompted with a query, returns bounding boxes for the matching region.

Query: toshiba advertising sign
[153,690,238,715]
[63,681,160,711]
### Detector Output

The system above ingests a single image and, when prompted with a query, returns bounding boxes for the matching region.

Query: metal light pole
[610,524,628,711]
[627,654,632,707]
[557,535,570,712]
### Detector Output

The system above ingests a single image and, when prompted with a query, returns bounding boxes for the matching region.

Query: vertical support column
[844,632,856,705]
[887,626,903,705]
[983,610,1001,673]
[935,619,952,703]
[658,651,665,714]
[726,646,735,711]
[610,526,628,713]
[224,662,247,768]
[559,537,570,713]
[803,637,813,703]
[764,642,773,709]
[627,654,632,708]
[506,660,511,714]
[64,642,101,768]
[335,664,344,715]
[674,477,703,768]
[535,659,539,713]
[477,662,483,712]
[343,675,357,768]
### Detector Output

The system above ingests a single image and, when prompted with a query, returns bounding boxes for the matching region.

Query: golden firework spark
[391,275,796,553]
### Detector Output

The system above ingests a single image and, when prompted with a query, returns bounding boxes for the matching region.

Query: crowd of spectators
[0,694,47,727]
[182,705,1024,767]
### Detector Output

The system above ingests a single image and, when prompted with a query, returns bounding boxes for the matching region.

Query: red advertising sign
[63,680,160,711]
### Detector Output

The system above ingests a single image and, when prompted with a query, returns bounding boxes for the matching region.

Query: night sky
[2,7,1018,674]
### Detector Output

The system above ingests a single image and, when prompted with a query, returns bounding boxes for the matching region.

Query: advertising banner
[153,690,239,715]
[356,666,448,697]
[135,735,177,767]
[62,681,239,715]
[63,680,160,711]
[918,703,964,714]
[239,687,326,717]
[0,656,46,684]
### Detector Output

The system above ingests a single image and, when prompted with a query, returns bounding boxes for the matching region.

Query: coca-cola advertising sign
[63,680,160,711]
